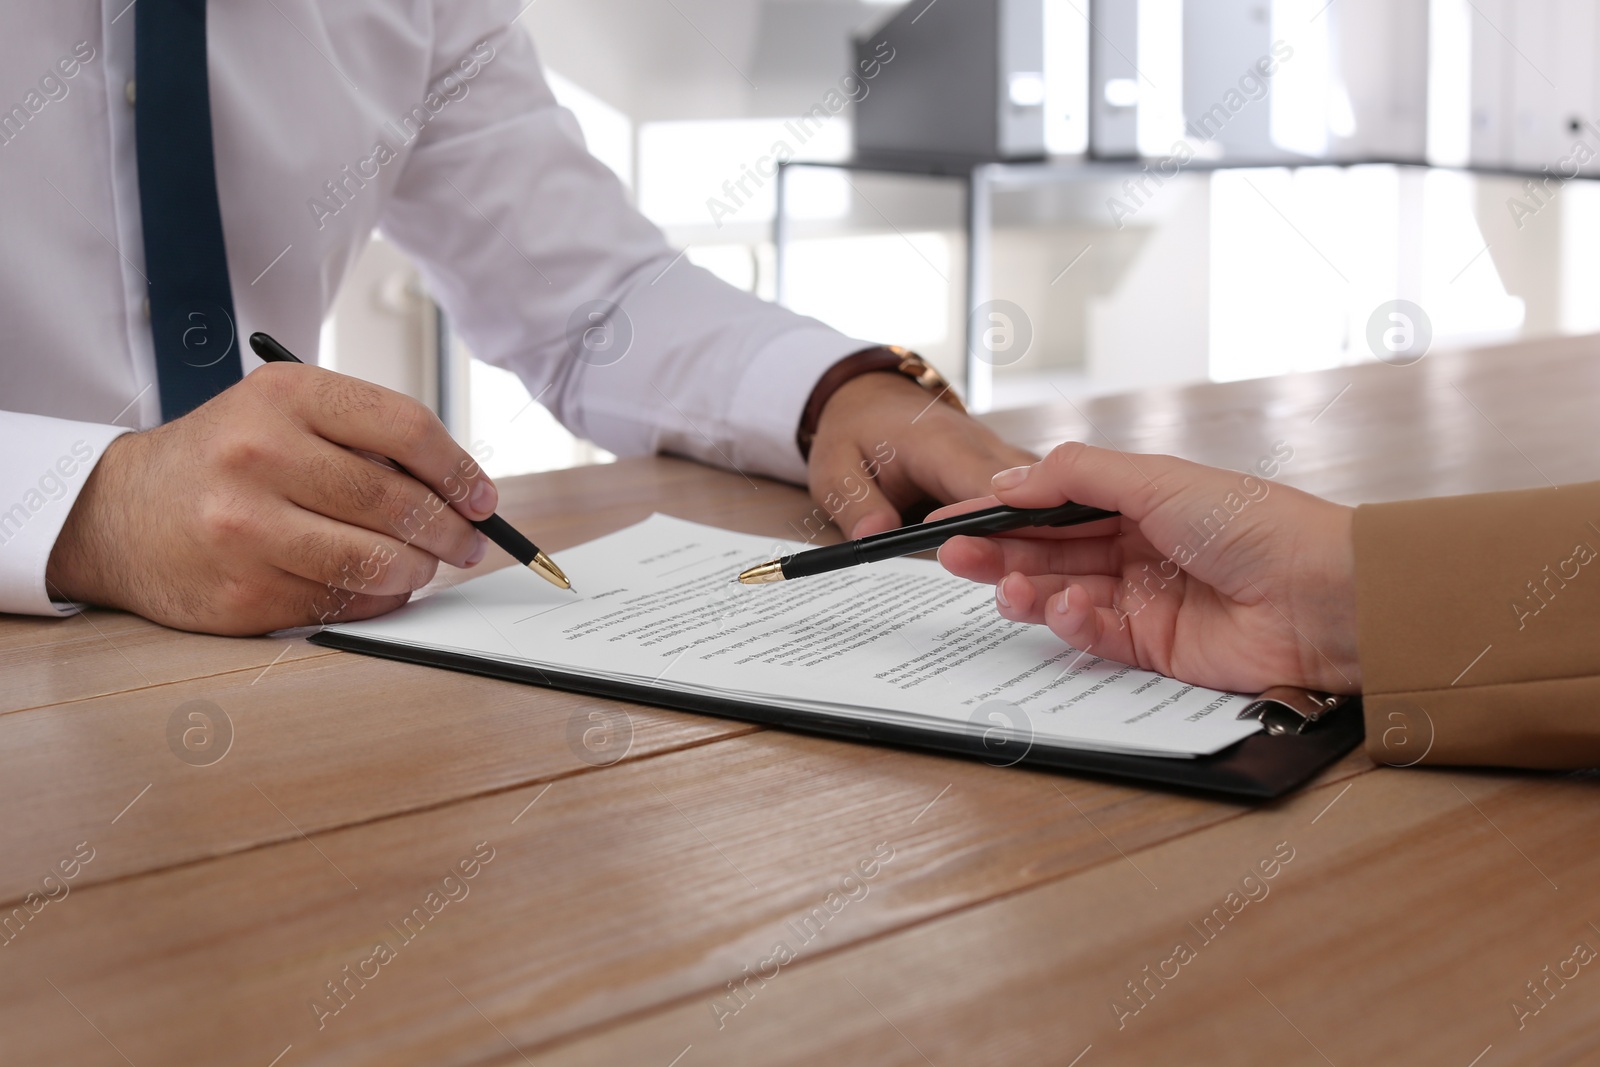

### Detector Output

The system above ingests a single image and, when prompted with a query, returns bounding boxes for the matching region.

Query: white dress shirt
[0,1,867,616]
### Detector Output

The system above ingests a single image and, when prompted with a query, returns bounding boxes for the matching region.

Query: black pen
[735,502,1119,584]
[248,332,573,592]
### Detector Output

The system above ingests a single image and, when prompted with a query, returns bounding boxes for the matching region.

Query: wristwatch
[796,345,965,460]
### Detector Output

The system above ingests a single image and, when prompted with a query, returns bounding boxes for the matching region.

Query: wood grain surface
[3,332,1595,1067]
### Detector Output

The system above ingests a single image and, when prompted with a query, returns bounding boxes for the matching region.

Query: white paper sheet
[325,515,1262,758]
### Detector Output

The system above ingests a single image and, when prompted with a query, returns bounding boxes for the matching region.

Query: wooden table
[5,334,1599,1066]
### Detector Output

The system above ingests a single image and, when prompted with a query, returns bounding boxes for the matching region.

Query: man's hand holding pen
[45,349,1034,637]
[45,362,498,636]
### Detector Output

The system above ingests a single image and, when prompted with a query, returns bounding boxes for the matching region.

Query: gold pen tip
[529,550,571,591]
[736,561,786,585]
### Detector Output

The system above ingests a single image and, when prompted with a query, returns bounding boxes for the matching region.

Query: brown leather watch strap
[796,345,963,460]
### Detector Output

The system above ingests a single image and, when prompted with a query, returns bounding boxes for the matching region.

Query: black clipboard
[309,631,1363,800]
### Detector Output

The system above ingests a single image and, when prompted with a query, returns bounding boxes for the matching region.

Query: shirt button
[125,80,136,106]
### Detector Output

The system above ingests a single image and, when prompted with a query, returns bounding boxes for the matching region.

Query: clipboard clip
[1236,687,1347,736]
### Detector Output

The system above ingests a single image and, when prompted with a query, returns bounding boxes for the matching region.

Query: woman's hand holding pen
[45,363,498,636]
[934,442,1364,696]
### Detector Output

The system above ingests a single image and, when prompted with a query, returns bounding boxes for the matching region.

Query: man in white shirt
[2,1,1029,635]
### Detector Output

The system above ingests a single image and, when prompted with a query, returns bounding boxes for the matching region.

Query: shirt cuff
[724,328,877,485]
[0,414,135,617]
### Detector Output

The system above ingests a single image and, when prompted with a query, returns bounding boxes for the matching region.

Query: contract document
[321,515,1262,759]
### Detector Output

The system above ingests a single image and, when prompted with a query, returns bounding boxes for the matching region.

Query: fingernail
[991,466,1030,490]
[469,479,497,516]
[995,580,1012,609]
[1050,590,1070,616]
[465,533,489,567]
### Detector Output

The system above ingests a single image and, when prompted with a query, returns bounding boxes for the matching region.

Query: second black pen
[735,502,1119,584]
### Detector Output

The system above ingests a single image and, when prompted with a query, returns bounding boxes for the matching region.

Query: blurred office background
[323,0,1600,477]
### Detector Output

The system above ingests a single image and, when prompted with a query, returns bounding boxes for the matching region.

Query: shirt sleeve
[0,412,135,617]
[377,3,871,486]
[1353,481,1600,768]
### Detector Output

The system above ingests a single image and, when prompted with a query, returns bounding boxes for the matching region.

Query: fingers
[988,442,1186,518]
[860,423,1033,533]
[938,534,1123,585]
[911,432,1038,506]
[805,371,1036,540]
[268,578,414,633]
[992,571,1065,620]
[992,571,1120,623]
[989,572,1139,666]
[808,437,902,540]
[924,496,1002,523]
[188,560,417,636]
[266,508,440,599]
[1041,584,1139,665]
[315,590,415,626]
[252,362,498,522]
[280,438,487,569]
[935,534,1002,582]
[195,572,414,636]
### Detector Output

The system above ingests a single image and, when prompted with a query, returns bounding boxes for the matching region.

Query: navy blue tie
[135,0,243,421]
